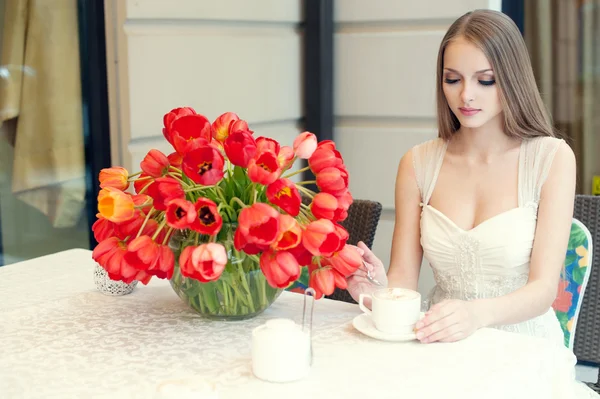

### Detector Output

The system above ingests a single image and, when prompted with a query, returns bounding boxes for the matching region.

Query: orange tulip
[260,249,301,288]
[271,214,302,251]
[99,167,129,191]
[302,219,348,257]
[97,187,136,223]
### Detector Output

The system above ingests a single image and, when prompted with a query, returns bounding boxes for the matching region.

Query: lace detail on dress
[430,270,528,303]
[453,233,480,300]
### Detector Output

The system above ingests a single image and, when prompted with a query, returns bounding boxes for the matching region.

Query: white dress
[412,136,599,397]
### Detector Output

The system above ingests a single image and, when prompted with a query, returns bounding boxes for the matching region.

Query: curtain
[0,0,86,227]
[524,0,600,194]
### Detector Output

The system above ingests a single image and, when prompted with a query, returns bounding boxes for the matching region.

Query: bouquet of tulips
[91,107,362,304]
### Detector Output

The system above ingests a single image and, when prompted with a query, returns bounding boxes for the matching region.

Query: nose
[460,83,475,105]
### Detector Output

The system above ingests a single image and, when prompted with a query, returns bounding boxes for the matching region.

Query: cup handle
[358,294,372,315]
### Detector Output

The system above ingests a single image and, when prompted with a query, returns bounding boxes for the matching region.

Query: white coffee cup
[359,288,421,334]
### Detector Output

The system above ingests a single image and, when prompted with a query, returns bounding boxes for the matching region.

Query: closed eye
[479,80,496,86]
[444,78,459,84]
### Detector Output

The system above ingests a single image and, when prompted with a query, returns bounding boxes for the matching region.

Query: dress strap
[518,136,564,206]
[411,138,448,205]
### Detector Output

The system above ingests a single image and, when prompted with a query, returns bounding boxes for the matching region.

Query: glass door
[0,0,110,266]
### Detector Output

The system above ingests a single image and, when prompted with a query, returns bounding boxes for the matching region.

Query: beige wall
[334,0,502,296]
[104,0,303,174]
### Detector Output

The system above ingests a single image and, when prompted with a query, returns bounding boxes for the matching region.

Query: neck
[451,115,519,161]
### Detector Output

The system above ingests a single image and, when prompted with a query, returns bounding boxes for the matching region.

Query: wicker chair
[325,199,383,303]
[573,195,600,392]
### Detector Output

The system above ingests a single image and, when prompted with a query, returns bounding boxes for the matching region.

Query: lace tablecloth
[0,249,590,399]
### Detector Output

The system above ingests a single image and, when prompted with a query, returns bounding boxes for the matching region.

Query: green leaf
[564,252,579,268]
[573,265,587,285]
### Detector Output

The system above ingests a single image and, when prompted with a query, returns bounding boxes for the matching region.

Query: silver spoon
[358,260,384,287]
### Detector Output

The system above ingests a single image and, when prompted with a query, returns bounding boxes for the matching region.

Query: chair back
[286,199,383,303]
[552,218,593,349]
[572,195,600,366]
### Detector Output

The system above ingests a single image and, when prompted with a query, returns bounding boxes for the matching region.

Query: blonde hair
[436,9,556,141]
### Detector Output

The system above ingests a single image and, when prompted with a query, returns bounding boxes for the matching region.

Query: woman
[347,9,598,397]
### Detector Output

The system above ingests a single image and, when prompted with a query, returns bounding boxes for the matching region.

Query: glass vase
[169,224,283,320]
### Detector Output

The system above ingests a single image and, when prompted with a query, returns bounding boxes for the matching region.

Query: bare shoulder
[541,138,576,197]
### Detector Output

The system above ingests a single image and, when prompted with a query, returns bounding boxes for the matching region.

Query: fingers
[417,318,461,343]
[347,244,365,256]
[357,241,379,265]
[416,312,457,342]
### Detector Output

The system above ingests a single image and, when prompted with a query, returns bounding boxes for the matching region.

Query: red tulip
[310,192,338,220]
[147,244,175,279]
[256,137,280,154]
[93,237,152,284]
[302,219,348,257]
[235,203,280,250]
[309,265,335,299]
[308,146,344,174]
[316,166,349,196]
[266,178,301,216]
[287,242,313,266]
[167,152,183,168]
[146,177,185,211]
[271,214,302,251]
[182,144,225,186]
[180,243,227,282]
[92,217,119,243]
[260,249,300,288]
[212,112,240,143]
[124,235,160,271]
[278,146,295,170]
[224,130,257,167]
[293,131,317,159]
[97,187,136,223]
[166,198,197,229]
[190,198,222,236]
[131,194,153,215]
[327,244,362,277]
[163,107,197,145]
[140,149,170,178]
[170,114,214,155]
[99,167,129,191]
[248,151,282,185]
[134,173,154,194]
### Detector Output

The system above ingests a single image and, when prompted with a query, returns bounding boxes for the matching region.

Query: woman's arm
[474,141,576,327]
[386,150,425,291]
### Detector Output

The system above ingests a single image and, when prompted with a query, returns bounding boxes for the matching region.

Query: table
[0,249,590,398]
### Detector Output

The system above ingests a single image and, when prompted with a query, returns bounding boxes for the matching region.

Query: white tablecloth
[0,249,591,398]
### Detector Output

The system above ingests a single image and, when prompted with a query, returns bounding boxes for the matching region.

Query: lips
[459,107,480,116]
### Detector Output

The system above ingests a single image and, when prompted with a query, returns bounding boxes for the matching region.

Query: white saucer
[352,313,418,342]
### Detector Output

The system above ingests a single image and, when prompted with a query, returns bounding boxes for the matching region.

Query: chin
[456,118,488,129]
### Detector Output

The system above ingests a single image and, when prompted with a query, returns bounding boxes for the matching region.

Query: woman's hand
[415,299,483,343]
[346,241,388,303]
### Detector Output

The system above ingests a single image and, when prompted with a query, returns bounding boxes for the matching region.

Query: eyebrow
[444,68,493,74]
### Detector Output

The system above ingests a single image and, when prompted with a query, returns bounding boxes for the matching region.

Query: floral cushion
[285,267,310,294]
[552,218,594,349]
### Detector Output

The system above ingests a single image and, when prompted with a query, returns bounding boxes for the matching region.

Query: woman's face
[442,36,502,129]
